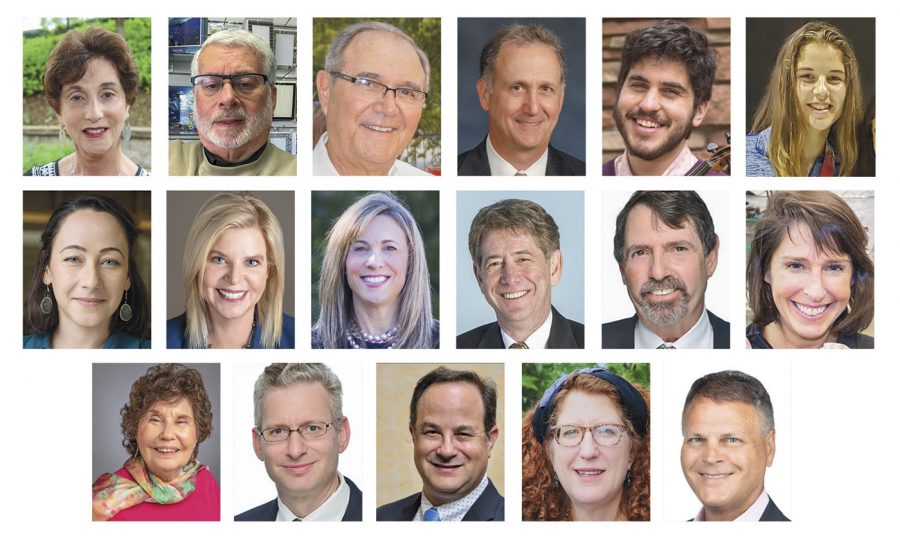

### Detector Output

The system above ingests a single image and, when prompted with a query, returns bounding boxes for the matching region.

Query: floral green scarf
[92,457,203,521]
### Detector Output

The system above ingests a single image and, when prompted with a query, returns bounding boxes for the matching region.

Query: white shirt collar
[634,308,713,349]
[486,135,549,176]
[499,310,553,349]
[613,142,698,176]
[313,132,415,176]
[275,471,351,521]
[694,491,770,522]
[414,475,489,522]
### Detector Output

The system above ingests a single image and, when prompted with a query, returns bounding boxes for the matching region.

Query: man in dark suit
[603,191,729,349]
[377,367,504,521]
[458,24,584,176]
[457,199,584,349]
[235,363,362,521]
[681,371,790,521]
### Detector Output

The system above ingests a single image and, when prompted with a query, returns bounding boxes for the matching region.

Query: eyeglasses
[550,424,628,447]
[256,420,340,442]
[191,73,269,97]
[330,71,427,107]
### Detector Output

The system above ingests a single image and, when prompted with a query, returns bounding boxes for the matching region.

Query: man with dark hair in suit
[377,367,504,521]
[457,199,584,349]
[235,363,362,521]
[458,24,584,176]
[603,191,729,349]
[681,370,789,521]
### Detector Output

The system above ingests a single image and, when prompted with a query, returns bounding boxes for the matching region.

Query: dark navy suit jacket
[689,497,790,522]
[376,478,504,521]
[457,306,584,349]
[458,138,585,176]
[234,476,362,521]
[602,310,730,349]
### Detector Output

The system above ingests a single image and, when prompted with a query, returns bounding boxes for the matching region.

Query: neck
[801,127,829,174]
[762,321,832,349]
[704,487,764,521]
[642,304,704,343]
[499,307,550,343]
[625,141,688,176]
[206,310,255,348]
[489,131,545,171]
[325,138,391,176]
[352,299,399,335]
[66,147,130,176]
[570,492,622,521]
[203,137,267,164]
[51,319,110,349]
[281,472,340,518]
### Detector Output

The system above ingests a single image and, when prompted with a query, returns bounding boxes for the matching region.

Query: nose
[702,441,722,464]
[814,75,829,98]
[80,261,101,289]
[649,252,668,281]
[522,89,540,115]
[85,96,103,122]
[159,421,175,440]
[803,269,827,302]
[225,261,240,284]
[286,430,308,458]
[366,249,383,269]
[217,80,240,107]
[435,434,459,459]
[578,430,601,459]
[639,88,661,112]
[374,88,400,115]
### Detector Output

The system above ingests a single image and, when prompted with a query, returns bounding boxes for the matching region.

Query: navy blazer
[166,312,295,348]
[602,310,730,349]
[376,478,504,521]
[457,306,584,349]
[689,496,790,522]
[234,476,362,521]
[458,138,585,176]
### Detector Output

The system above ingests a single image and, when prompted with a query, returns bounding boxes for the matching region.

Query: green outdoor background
[522,363,651,413]
[312,18,441,170]
[310,191,440,324]
[22,18,151,171]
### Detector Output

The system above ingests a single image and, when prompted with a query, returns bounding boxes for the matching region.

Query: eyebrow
[59,245,125,257]
[356,71,424,92]
[209,249,266,260]
[797,67,845,74]
[626,74,689,93]
[626,240,697,252]
[777,254,850,263]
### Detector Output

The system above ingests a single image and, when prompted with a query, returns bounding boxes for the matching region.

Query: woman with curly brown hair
[523,367,649,521]
[92,364,219,521]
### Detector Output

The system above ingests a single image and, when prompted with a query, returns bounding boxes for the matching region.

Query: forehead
[556,390,623,425]
[342,31,425,84]
[357,214,406,241]
[624,204,700,244]
[198,43,263,73]
[774,222,847,260]
[494,42,562,80]
[481,228,543,254]
[145,396,194,417]
[417,381,485,426]
[797,42,845,70]
[63,58,122,89]
[261,381,332,421]
[627,57,692,91]
[54,209,127,247]
[211,226,267,252]
[683,397,760,433]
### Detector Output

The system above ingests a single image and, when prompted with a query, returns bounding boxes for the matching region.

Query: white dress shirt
[693,491,771,521]
[275,472,351,521]
[313,132,431,176]
[413,475,489,521]
[486,135,549,176]
[499,310,553,349]
[634,308,714,349]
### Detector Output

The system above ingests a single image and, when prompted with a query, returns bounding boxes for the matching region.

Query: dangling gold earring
[58,125,68,147]
[40,284,53,315]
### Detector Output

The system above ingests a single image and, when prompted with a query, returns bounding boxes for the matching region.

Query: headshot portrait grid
[23,191,151,349]
[92,363,221,521]
[663,360,791,522]
[311,190,439,349]
[375,363,505,521]
[600,190,730,349]
[167,17,298,176]
[312,18,440,176]
[601,18,731,176]
[456,191,585,349]
[165,190,295,349]
[457,17,585,176]
[521,363,650,521]
[23,18,152,176]
[233,362,363,521]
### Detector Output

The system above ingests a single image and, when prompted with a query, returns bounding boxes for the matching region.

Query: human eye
[100,257,121,266]
[355,77,376,89]
[455,431,475,441]
[304,423,325,435]
[68,92,86,103]
[630,249,646,258]
[825,263,847,272]
[266,427,288,438]
[510,83,524,92]
[200,77,223,92]
[595,425,619,437]
[686,436,704,445]
[210,255,225,264]
[785,261,805,271]
[724,437,742,445]
[63,255,82,264]
[246,258,262,267]
[560,426,581,438]
[394,87,415,98]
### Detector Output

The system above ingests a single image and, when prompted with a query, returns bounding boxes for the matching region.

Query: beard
[195,92,274,150]
[613,104,692,161]
[635,276,691,326]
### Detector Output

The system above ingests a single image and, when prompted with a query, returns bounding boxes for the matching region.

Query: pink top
[108,467,220,521]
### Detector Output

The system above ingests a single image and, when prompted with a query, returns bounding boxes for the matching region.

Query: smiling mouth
[700,472,732,480]
[363,124,395,133]
[154,447,181,455]
[82,127,109,137]
[808,103,832,111]
[574,469,605,478]
[74,297,105,306]
[283,463,315,474]
[791,300,830,318]
[502,290,529,300]
[430,462,463,472]
[217,289,247,301]
[363,275,389,285]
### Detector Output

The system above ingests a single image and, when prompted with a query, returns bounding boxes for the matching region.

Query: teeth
[156,448,178,453]
[577,470,603,475]
[365,125,394,132]
[502,290,527,299]
[652,289,674,295]
[363,276,387,284]
[702,473,729,479]
[218,289,246,300]
[84,128,106,134]
[636,118,661,128]
[795,302,827,316]
[810,103,831,110]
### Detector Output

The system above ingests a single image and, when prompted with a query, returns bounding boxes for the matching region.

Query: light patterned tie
[657,343,676,349]
[514,171,527,176]
[423,507,441,521]
[508,341,529,349]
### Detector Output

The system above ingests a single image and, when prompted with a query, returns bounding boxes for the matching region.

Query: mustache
[626,108,670,127]
[639,276,686,297]
[210,107,247,121]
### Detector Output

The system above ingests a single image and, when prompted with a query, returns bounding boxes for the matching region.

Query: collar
[415,475,489,521]
[203,143,267,167]
[614,142,698,176]
[809,137,840,176]
[485,135,548,176]
[276,472,350,521]
[314,132,406,176]
[694,491,770,522]
[500,310,553,349]
[634,308,713,349]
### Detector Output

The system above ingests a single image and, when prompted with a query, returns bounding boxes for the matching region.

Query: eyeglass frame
[255,418,342,443]
[329,71,428,104]
[190,73,271,96]
[549,423,629,447]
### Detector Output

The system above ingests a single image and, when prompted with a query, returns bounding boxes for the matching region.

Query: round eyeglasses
[550,423,628,447]
[191,73,269,97]
[330,71,427,107]
[256,420,340,442]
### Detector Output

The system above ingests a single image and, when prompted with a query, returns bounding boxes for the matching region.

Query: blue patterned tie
[423,507,441,521]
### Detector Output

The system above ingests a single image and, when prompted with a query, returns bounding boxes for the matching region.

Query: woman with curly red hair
[523,367,649,520]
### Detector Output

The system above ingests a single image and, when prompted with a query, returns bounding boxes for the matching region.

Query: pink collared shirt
[614,143,699,176]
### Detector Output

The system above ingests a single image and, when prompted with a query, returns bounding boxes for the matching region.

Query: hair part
[479,24,567,91]
[747,191,874,336]
[682,370,774,435]
[750,21,862,176]
[191,28,277,83]
[409,367,497,436]
[253,363,343,428]
[468,199,560,266]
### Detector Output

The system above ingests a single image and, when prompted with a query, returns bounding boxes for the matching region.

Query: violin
[686,133,731,176]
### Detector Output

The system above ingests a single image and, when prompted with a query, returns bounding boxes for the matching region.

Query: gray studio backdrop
[457,18,586,163]
[92,363,221,482]
[166,191,295,319]
[456,190,585,334]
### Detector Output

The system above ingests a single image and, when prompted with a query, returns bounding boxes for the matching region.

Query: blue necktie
[423,507,441,521]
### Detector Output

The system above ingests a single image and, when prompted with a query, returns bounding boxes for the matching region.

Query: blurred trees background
[521,363,651,413]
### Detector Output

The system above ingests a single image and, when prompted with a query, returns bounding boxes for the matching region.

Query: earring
[119,290,133,322]
[40,284,53,315]
[122,120,132,142]
[624,469,633,487]
[58,125,68,147]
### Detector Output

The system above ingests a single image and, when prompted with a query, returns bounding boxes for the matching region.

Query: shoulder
[393,159,431,176]
[342,476,363,521]
[457,139,489,175]
[166,314,188,348]
[376,492,421,521]
[23,333,51,349]
[465,479,505,521]
[548,145,586,176]
[311,327,326,349]
[136,165,150,176]
[761,497,791,521]
[602,316,636,333]
[841,332,874,349]
[706,310,731,348]
[234,498,278,522]
[456,322,499,349]
[104,332,151,349]
[602,157,617,176]
[601,316,637,349]
[168,140,203,175]
[745,323,771,349]
[430,320,441,348]
[262,143,298,175]
[278,313,295,348]
[25,161,59,176]
[746,129,775,176]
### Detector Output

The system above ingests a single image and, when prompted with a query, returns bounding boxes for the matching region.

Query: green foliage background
[310,191,440,324]
[312,18,441,168]
[521,363,651,413]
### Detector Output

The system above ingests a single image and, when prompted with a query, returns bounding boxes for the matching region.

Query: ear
[691,100,710,128]
[337,416,351,453]
[765,428,776,467]
[408,422,415,441]
[473,261,484,287]
[705,235,720,277]
[486,425,500,457]
[549,249,562,286]
[43,266,52,286]
[252,427,265,461]
[316,70,331,116]
[476,79,491,112]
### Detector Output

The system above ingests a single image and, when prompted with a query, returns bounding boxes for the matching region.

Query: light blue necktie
[423,507,441,521]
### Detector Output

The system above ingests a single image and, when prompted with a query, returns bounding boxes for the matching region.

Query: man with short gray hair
[235,363,361,521]
[170,29,296,176]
